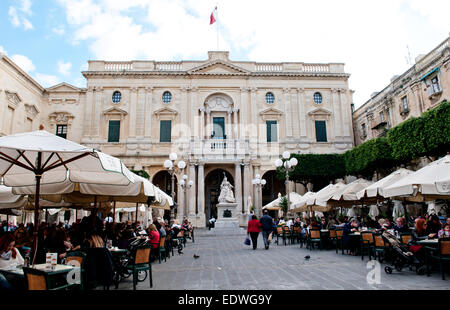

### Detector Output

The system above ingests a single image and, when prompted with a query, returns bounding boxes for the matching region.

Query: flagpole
[216,5,219,50]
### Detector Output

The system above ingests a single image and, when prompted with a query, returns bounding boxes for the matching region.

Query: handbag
[268,232,273,242]
[244,235,251,246]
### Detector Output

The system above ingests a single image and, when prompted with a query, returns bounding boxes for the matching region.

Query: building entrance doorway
[204,168,234,225]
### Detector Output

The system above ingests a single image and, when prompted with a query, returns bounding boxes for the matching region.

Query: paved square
[118,228,450,290]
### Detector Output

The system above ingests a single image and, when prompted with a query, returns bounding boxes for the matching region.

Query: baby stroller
[381,230,426,275]
[113,237,149,287]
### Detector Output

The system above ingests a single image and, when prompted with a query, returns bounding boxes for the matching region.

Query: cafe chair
[177,230,187,248]
[158,237,167,263]
[292,226,300,245]
[400,233,412,246]
[307,229,322,250]
[328,229,337,250]
[426,238,450,280]
[23,267,76,290]
[360,231,375,261]
[65,251,87,290]
[283,226,292,245]
[373,234,388,263]
[276,227,284,245]
[127,244,153,290]
[335,229,345,254]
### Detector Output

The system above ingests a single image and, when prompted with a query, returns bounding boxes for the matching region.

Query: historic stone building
[1,51,354,227]
[353,37,449,146]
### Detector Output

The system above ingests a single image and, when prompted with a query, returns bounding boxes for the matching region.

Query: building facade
[353,37,449,146]
[1,51,354,227]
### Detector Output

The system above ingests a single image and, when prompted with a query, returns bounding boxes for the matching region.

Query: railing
[156,62,182,71]
[302,64,330,73]
[104,62,133,71]
[255,64,283,72]
[416,38,449,69]
[189,139,249,157]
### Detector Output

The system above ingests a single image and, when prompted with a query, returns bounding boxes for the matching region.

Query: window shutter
[160,120,172,142]
[266,121,277,142]
[108,120,120,142]
[315,121,327,142]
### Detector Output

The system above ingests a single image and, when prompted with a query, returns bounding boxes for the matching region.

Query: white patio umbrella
[384,155,450,201]
[308,182,348,210]
[290,191,316,213]
[263,193,282,210]
[0,130,134,264]
[329,179,374,207]
[356,168,414,200]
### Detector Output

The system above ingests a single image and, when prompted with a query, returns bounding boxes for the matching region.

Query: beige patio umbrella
[328,179,374,208]
[290,191,317,213]
[0,130,134,264]
[384,155,450,202]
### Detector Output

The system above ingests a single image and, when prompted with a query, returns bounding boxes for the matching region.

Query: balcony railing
[189,139,249,158]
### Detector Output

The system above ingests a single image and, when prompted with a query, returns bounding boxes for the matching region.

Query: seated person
[393,217,409,234]
[343,219,359,256]
[0,233,24,290]
[426,215,442,239]
[438,223,450,238]
[319,218,328,230]
[147,224,160,251]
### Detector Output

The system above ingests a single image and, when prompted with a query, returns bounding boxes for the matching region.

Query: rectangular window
[401,96,408,111]
[160,120,172,142]
[315,120,327,142]
[431,76,441,93]
[26,118,33,132]
[56,124,67,139]
[108,120,120,142]
[379,111,385,122]
[212,117,225,139]
[266,121,278,142]
[361,123,366,137]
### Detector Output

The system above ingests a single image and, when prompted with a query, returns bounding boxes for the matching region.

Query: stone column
[189,164,196,218]
[144,87,153,138]
[93,86,103,137]
[298,88,307,138]
[84,87,94,138]
[234,163,242,215]
[190,87,198,139]
[207,110,212,139]
[332,88,342,137]
[136,87,145,136]
[249,88,257,139]
[284,88,292,138]
[340,89,351,137]
[199,108,205,140]
[177,181,185,221]
[129,87,138,137]
[240,87,248,138]
[226,109,232,140]
[291,89,300,138]
[243,163,250,214]
[233,108,239,139]
[197,162,205,225]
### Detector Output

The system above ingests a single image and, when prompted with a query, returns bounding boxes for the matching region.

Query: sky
[0,0,449,108]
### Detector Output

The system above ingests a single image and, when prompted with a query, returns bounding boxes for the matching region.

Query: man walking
[259,210,273,250]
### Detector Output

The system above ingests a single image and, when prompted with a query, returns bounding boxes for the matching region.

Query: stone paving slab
[116,228,450,290]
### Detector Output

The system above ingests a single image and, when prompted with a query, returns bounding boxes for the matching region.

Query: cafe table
[0,264,79,289]
[417,239,439,247]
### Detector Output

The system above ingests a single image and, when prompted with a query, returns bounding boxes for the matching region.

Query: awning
[420,67,439,81]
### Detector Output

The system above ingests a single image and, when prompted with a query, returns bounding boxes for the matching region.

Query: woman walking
[247,215,262,250]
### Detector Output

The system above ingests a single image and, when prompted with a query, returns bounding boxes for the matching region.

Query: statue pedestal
[216,202,238,221]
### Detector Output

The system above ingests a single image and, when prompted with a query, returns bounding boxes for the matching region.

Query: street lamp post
[252,174,266,216]
[179,174,194,222]
[274,151,298,218]
[163,152,186,221]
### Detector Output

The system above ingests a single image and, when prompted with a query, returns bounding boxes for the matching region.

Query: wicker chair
[426,238,450,280]
[307,229,322,250]
[23,267,77,290]
[373,234,388,263]
[127,245,153,290]
[158,236,167,263]
[335,229,344,254]
[276,227,284,245]
[328,229,337,250]
[65,251,87,290]
[360,231,375,261]
[283,226,292,245]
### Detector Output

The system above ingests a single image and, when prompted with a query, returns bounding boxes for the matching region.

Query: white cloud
[8,0,34,30]
[52,26,65,35]
[58,61,72,76]
[56,0,449,107]
[0,46,7,55]
[34,73,61,87]
[10,54,36,73]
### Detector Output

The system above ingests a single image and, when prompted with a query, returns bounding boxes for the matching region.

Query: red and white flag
[210,6,217,25]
